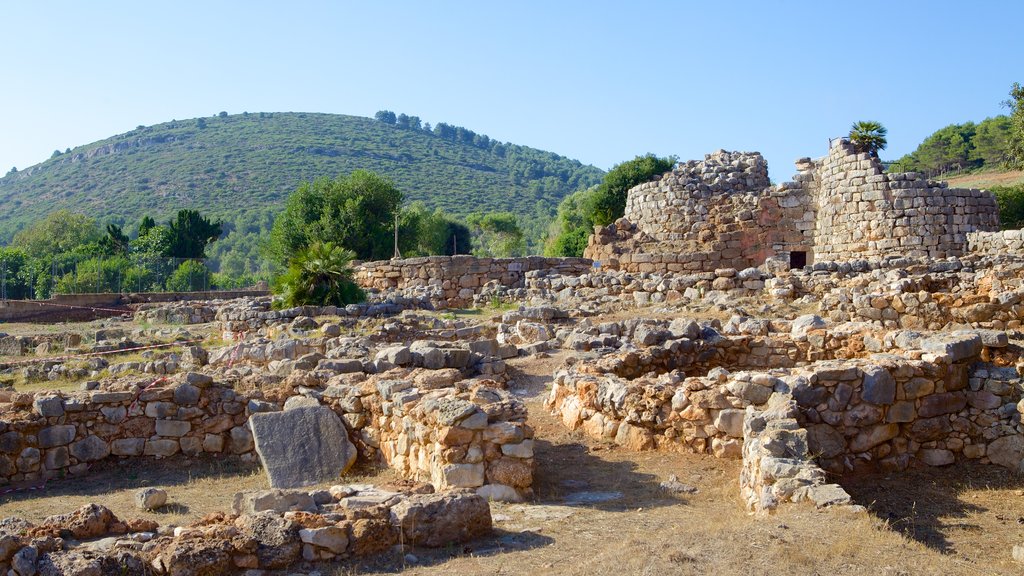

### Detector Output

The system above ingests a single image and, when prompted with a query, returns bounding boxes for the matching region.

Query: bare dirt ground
[1,344,1022,574]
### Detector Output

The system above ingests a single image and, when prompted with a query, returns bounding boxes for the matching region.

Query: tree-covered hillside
[0,112,604,241]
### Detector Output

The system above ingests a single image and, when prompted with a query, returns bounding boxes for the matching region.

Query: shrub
[272,241,364,308]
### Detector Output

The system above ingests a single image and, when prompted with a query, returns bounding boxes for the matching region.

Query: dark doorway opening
[790,251,807,269]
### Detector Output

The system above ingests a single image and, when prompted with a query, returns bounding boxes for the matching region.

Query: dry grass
[943,169,1024,189]
[0,457,267,526]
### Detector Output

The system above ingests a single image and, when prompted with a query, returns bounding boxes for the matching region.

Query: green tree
[849,121,888,157]
[166,210,223,259]
[0,247,32,299]
[544,187,600,257]
[272,241,364,307]
[165,259,213,292]
[466,212,525,257]
[99,224,130,255]
[994,185,1024,230]
[267,170,403,264]
[131,225,173,255]
[138,215,157,237]
[396,202,471,256]
[12,210,102,258]
[1006,82,1024,170]
[971,116,1012,166]
[374,110,397,124]
[590,154,676,227]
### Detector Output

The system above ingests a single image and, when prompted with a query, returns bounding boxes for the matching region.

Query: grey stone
[229,425,254,454]
[233,489,317,514]
[135,488,168,510]
[988,435,1024,472]
[38,425,76,448]
[155,420,191,437]
[69,435,110,462]
[374,346,411,366]
[184,372,214,387]
[172,383,201,405]
[918,448,955,466]
[284,396,320,411]
[12,545,37,576]
[33,396,65,418]
[790,314,826,338]
[860,366,896,405]
[920,332,982,362]
[317,359,363,373]
[250,405,357,489]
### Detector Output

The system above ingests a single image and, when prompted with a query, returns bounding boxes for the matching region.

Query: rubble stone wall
[969,229,1024,256]
[0,372,535,499]
[548,331,1024,476]
[354,256,593,308]
[0,380,255,486]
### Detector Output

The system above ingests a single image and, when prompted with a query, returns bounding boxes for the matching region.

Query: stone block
[250,405,357,489]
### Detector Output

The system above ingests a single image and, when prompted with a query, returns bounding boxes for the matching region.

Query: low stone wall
[0,290,268,323]
[0,377,255,485]
[0,487,491,573]
[969,229,1024,256]
[548,328,1024,478]
[354,256,593,308]
[0,366,535,499]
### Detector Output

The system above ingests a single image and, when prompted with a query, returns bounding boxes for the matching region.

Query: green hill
[0,112,604,241]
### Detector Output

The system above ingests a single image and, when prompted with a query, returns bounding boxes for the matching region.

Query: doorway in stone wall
[790,251,807,269]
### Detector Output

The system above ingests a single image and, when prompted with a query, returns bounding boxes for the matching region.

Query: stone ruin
[3,137,1024,572]
[586,139,999,273]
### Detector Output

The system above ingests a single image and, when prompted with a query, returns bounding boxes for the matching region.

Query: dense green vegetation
[0,209,228,298]
[545,154,676,257]
[1008,83,1024,170]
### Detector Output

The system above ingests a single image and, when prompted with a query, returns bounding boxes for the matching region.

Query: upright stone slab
[250,405,357,489]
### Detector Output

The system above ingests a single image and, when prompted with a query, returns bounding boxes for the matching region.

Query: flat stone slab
[250,405,357,489]
[563,491,623,506]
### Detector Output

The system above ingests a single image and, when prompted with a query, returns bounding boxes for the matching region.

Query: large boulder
[249,405,357,489]
[389,490,491,547]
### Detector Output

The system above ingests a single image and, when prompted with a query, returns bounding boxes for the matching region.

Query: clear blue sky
[2,0,1021,180]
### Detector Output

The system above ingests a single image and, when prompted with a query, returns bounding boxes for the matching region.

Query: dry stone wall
[969,230,1024,256]
[814,139,998,261]
[548,324,1024,479]
[0,368,535,500]
[354,256,593,308]
[586,151,816,273]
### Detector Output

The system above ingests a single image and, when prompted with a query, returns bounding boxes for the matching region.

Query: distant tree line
[891,82,1024,176]
[374,109,599,190]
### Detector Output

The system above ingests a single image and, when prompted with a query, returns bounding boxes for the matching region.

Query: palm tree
[273,241,364,307]
[849,121,888,157]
